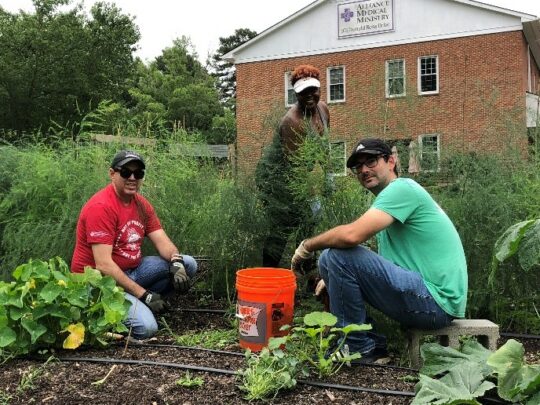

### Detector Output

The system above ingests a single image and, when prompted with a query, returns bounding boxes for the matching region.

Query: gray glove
[169,256,190,293]
[141,291,166,313]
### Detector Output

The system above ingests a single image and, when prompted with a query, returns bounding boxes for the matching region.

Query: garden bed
[1,293,539,405]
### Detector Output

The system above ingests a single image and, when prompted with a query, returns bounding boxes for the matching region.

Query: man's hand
[169,256,190,293]
[141,291,166,313]
[291,240,314,273]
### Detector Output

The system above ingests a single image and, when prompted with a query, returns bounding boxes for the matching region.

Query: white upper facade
[224,0,537,64]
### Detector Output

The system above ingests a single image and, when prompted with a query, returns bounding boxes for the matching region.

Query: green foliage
[16,355,56,394]
[414,339,540,404]
[208,28,257,109]
[0,0,139,134]
[175,372,204,388]
[282,311,371,378]
[491,219,540,275]
[487,339,540,403]
[0,257,129,356]
[432,151,540,332]
[238,344,305,401]
[175,328,237,349]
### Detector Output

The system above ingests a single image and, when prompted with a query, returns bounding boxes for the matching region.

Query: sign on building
[338,0,394,38]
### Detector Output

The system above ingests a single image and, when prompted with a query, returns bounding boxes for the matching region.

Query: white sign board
[338,0,394,38]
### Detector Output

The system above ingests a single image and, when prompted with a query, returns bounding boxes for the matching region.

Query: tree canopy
[0,0,140,133]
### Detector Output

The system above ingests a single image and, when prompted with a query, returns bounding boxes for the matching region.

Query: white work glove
[291,240,314,273]
[314,279,326,296]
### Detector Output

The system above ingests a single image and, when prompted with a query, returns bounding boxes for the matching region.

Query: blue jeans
[318,246,452,354]
[123,255,197,339]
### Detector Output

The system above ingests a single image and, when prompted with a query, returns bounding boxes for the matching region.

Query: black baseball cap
[346,138,392,168]
[110,150,145,169]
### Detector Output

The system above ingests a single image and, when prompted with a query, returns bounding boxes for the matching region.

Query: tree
[0,0,139,135]
[130,37,223,134]
[208,28,257,110]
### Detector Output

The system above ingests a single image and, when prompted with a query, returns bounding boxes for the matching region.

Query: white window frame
[418,134,441,172]
[329,141,347,176]
[385,59,406,98]
[327,66,346,103]
[417,55,439,95]
[285,72,296,107]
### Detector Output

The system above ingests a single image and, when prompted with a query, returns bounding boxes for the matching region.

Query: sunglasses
[114,167,145,180]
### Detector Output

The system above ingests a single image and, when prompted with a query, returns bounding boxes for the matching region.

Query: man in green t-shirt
[291,138,467,363]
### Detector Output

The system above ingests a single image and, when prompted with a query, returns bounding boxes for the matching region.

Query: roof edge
[222,0,324,62]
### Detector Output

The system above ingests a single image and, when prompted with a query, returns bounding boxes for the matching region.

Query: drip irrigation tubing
[500,332,540,340]
[53,355,416,398]
[173,308,228,314]
[118,342,418,372]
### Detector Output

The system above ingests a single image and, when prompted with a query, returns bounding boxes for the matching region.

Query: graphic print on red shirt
[71,184,161,272]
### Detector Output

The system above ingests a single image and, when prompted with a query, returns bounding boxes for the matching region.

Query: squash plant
[413,339,540,404]
[0,257,129,357]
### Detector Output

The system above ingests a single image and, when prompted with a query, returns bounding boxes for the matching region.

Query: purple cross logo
[341,8,354,22]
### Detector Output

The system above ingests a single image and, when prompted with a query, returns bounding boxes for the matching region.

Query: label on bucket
[237,299,266,343]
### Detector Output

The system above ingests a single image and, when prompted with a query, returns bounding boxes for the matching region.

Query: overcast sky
[1,0,540,63]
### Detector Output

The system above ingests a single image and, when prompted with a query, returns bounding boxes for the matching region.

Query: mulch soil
[1,290,539,405]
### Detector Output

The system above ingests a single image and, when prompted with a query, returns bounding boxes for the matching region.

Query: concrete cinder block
[407,319,500,369]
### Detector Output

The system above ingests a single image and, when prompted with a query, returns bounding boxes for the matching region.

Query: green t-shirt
[372,178,467,317]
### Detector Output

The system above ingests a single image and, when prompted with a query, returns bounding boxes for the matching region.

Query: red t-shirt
[71,184,162,273]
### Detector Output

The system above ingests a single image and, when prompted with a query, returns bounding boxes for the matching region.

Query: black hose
[122,342,418,372]
[173,308,228,314]
[118,342,244,357]
[55,356,416,398]
[500,332,540,340]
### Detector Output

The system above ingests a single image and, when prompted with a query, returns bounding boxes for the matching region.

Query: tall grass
[0,139,267,298]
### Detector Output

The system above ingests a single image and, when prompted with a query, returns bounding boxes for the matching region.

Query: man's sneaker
[331,345,390,365]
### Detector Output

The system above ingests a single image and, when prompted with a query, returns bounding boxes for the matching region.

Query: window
[418,134,440,171]
[327,66,345,102]
[386,59,405,98]
[418,56,439,95]
[329,141,346,176]
[285,72,295,106]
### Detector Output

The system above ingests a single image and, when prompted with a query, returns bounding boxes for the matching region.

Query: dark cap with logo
[110,150,145,169]
[346,138,392,168]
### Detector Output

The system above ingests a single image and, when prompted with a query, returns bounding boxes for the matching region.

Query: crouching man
[291,138,467,363]
[71,150,197,339]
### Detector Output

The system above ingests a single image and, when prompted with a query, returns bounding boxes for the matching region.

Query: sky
[1,0,540,63]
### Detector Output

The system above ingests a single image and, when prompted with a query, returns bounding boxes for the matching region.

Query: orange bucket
[236,268,296,351]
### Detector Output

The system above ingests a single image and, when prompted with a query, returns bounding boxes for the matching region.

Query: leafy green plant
[283,311,371,378]
[175,328,237,349]
[16,356,57,395]
[413,339,540,404]
[490,219,540,277]
[175,372,204,388]
[487,339,540,404]
[0,257,129,356]
[238,338,306,401]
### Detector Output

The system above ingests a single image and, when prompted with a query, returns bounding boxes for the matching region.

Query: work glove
[169,255,190,293]
[141,291,167,313]
[291,240,314,274]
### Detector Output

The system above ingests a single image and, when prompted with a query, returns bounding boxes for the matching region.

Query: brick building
[224,0,540,175]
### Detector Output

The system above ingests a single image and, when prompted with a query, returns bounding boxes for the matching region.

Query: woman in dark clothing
[256,64,330,268]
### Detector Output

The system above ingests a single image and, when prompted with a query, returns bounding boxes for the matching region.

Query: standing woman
[256,64,330,268]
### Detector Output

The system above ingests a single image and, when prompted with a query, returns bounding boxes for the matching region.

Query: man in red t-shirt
[71,150,197,339]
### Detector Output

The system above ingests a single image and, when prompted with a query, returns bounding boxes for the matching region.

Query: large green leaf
[0,327,17,348]
[413,362,495,405]
[303,311,337,327]
[39,282,63,302]
[487,339,540,402]
[21,318,47,344]
[420,341,492,378]
[494,220,535,262]
[518,220,540,271]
